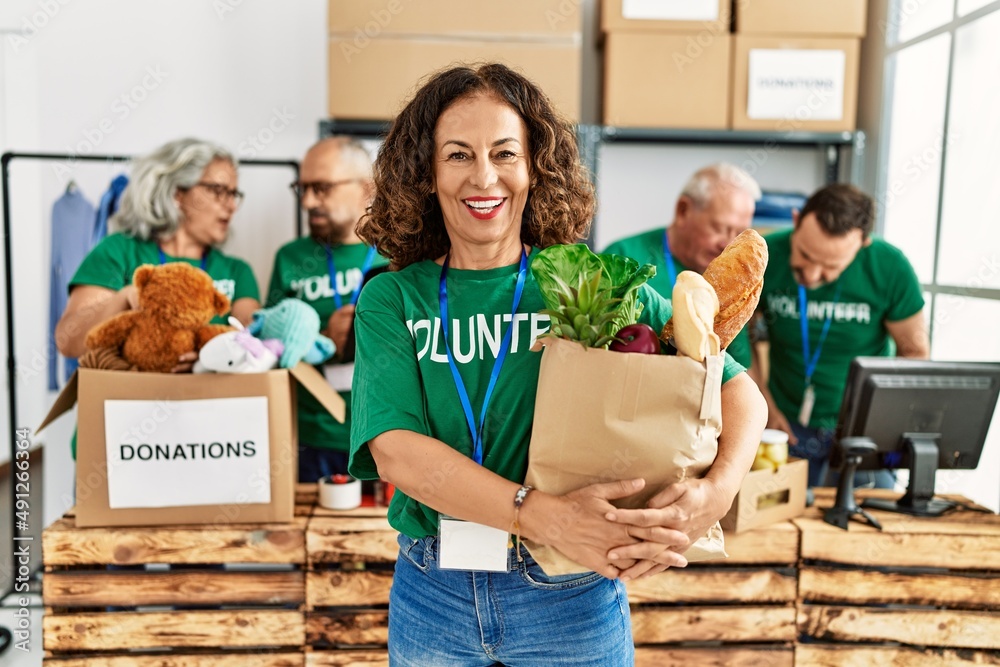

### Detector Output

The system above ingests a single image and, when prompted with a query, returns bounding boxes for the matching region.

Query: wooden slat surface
[635,645,794,666]
[44,610,305,652]
[307,571,394,608]
[305,650,389,666]
[44,517,307,566]
[626,568,796,604]
[795,645,1000,666]
[43,652,304,666]
[711,521,799,565]
[631,606,797,644]
[796,517,1000,570]
[44,570,304,608]
[307,611,389,647]
[799,605,1000,649]
[800,566,1000,609]
[307,518,397,565]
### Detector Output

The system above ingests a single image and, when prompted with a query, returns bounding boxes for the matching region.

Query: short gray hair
[312,135,373,179]
[113,138,236,240]
[680,163,762,209]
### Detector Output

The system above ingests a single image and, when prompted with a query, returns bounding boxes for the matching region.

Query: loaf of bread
[660,229,768,350]
[671,271,720,362]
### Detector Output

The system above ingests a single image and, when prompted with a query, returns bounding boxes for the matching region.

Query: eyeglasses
[189,182,245,206]
[289,179,363,199]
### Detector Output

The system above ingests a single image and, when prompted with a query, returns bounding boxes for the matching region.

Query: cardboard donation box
[721,457,807,532]
[603,32,731,129]
[735,0,868,37]
[524,338,727,575]
[732,35,860,132]
[328,0,582,121]
[38,364,345,528]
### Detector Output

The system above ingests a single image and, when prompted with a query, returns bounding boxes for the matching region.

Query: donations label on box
[747,49,845,121]
[104,396,271,509]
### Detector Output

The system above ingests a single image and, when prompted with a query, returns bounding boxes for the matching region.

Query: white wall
[0,0,326,528]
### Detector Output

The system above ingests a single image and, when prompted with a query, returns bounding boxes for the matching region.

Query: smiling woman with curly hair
[358,63,594,268]
[347,62,765,666]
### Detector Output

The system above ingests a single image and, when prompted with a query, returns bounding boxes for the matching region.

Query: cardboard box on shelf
[328,38,581,121]
[735,0,868,37]
[329,0,581,39]
[603,32,731,129]
[601,0,730,34]
[731,35,860,133]
[721,457,808,533]
[38,364,345,528]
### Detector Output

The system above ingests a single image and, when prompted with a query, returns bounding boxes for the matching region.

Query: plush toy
[194,317,284,374]
[85,263,232,373]
[247,299,335,369]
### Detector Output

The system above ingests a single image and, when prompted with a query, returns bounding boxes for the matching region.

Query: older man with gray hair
[603,163,761,367]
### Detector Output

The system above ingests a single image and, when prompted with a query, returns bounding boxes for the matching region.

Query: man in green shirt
[602,163,760,368]
[267,137,388,482]
[753,183,929,488]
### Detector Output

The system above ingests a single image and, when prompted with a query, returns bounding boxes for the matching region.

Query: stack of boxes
[327,0,582,122]
[601,0,867,131]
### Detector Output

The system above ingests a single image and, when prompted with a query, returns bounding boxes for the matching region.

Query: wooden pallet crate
[42,504,312,665]
[795,489,1000,662]
[305,502,799,665]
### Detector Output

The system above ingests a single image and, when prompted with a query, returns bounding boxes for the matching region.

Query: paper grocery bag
[523,337,727,575]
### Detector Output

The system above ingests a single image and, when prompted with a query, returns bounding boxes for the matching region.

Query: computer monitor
[834,357,1000,516]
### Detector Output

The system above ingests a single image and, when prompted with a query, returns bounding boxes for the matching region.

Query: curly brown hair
[358,63,595,269]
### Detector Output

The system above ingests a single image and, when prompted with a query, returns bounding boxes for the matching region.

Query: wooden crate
[42,503,311,665]
[305,501,799,664]
[795,489,1000,661]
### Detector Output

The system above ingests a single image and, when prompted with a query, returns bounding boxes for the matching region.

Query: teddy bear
[85,262,232,373]
[247,299,335,369]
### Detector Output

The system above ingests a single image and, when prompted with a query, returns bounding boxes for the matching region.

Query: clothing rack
[0,151,301,603]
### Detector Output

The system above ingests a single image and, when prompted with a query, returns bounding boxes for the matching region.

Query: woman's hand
[120,284,140,311]
[523,478,648,580]
[605,478,732,580]
[171,351,198,373]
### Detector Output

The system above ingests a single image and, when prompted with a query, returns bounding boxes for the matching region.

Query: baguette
[660,229,768,349]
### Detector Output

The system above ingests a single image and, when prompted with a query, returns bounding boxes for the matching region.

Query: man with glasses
[266,136,388,482]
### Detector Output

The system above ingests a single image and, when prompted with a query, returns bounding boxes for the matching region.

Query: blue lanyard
[662,229,678,290]
[158,247,208,271]
[438,248,528,466]
[326,244,378,309]
[798,283,841,384]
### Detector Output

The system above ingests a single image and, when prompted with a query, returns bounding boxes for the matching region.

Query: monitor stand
[862,433,957,517]
[824,437,883,531]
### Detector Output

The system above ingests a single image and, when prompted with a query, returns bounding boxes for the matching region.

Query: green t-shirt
[266,237,389,451]
[349,248,745,539]
[70,232,260,324]
[603,228,753,368]
[760,230,925,430]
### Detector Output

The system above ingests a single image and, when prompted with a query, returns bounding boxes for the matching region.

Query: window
[878,0,1000,509]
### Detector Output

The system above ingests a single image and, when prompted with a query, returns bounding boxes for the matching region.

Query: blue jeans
[297,444,349,483]
[790,422,895,489]
[389,534,634,666]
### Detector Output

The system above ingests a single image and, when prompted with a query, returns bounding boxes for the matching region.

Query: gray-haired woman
[56,137,261,368]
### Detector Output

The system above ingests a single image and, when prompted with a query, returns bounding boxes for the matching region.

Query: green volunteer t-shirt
[67,232,260,459]
[604,228,753,368]
[349,247,745,539]
[760,229,925,430]
[266,237,389,452]
[70,232,260,324]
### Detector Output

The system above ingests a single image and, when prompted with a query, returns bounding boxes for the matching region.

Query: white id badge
[438,516,509,572]
[323,362,355,392]
[798,384,816,426]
